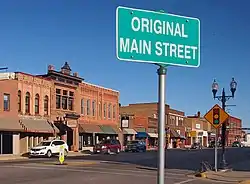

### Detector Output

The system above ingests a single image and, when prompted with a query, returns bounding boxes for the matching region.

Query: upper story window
[113,105,116,119]
[195,124,201,129]
[3,93,10,111]
[98,102,102,117]
[92,100,96,116]
[34,94,39,114]
[103,103,107,119]
[81,99,84,114]
[25,92,30,114]
[68,91,74,111]
[56,89,74,111]
[18,90,21,113]
[56,89,61,109]
[86,99,90,115]
[178,117,184,126]
[169,115,175,125]
[108,103,111,119]
[62,90,68,110]
[44,95,49,115]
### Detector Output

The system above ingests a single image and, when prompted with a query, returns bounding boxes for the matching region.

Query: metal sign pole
[157,65,166,184]
[214,129,218,172]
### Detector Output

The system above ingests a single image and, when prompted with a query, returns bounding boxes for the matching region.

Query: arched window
[86,99,90,115]
[44,95,49,115]
[113,105,116,119]
[103,103,107,119]
[25,92,30,114]
[18,90,21,113]
[35,94,39,114]
[81,99,84,115]
[92,100,96,116]
[108,103,111,119]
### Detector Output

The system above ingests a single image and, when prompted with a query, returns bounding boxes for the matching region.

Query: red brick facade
[226,116,242,146]
[120,103,185,136]
[0,62,120,153]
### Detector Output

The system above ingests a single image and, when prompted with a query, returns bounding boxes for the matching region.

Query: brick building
[185,111,213,147]
[120,103,186,148]
[0,62,120,155]
[225,116,242,146]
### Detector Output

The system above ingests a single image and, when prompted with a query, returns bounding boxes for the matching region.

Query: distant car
[30,139,68,158]
[93,139,121,154]
[209,141,222,148]
[191,142,202,149]
[125,140,146,152]
[232,141,242,147]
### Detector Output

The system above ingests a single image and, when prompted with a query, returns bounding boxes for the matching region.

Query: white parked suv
[30,139,69,158]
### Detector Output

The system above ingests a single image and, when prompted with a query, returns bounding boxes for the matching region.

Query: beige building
[185,111,212,147]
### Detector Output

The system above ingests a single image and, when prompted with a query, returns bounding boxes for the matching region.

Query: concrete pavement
[0,160,229,184]
[0,148,249,183]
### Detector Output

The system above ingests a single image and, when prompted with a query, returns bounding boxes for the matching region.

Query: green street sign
[116,6,200,67]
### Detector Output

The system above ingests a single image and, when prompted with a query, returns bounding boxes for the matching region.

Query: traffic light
[213,108,220,125]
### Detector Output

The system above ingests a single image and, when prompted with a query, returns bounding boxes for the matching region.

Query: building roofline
[15,72,52,81]
[229,115,242,121]
[81,81,119,93]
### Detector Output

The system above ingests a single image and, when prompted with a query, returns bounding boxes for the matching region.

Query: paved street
[1,148,249,184]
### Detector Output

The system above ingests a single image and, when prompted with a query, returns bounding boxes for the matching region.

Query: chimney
[73,72,79,77]
[48,65,54,71]
[197,111,201,118]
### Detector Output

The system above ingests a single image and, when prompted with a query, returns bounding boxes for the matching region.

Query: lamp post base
[219,156,231,171]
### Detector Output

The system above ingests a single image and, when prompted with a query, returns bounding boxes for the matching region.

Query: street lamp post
[211,78,237,170]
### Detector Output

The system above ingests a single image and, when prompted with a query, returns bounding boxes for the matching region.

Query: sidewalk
[197,170,250,183]
[0,151,91,162]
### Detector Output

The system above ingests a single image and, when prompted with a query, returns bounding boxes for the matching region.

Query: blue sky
[0,0,249,127]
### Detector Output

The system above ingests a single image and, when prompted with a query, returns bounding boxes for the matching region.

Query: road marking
[2,165,187,180]
[67,165,186,176]
[41,161,98,166]
[174,178,197,184]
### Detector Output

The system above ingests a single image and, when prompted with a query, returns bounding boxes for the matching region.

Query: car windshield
[127,141,139,145]
[38,141,51,146]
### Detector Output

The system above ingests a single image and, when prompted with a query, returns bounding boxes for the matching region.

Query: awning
[79,124,103,134]
[135,128,146,132]
[0,117,23,132]
[170,129,181,138]
[148,133,158,138]
[135,132,149,138]
[54,122,72,133]
[99,125,116,134]
[123,128,137,135]
[110,126,122,134]
[20,118,57,133]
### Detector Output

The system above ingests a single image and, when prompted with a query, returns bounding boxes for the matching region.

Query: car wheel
[47,150,52,158]
[64,149,68,157]
[107,149,111,154]
[116,148,120,154]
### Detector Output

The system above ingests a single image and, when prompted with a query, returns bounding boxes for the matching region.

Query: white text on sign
[119,17,198,60]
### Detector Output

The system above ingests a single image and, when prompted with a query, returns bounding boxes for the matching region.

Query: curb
[239,180,250,184]
[41,161,99,166]
[194,172,207,178]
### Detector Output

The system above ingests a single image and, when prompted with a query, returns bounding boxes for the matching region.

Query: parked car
[191,142,202,149]
[93,139,121,154]
[29,139,69,158]
[208,141,222,148]
[125,140,146,152]
[232,141,243,147]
